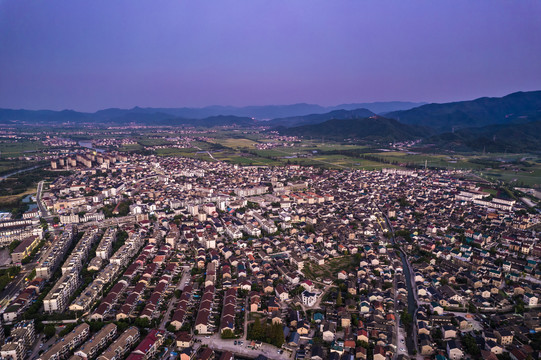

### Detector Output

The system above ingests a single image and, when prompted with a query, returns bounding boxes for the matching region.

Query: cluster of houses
[0,217,43,249]
[2,150,537,360]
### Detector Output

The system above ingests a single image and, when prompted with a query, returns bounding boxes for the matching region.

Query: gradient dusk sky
[1,1,540,111]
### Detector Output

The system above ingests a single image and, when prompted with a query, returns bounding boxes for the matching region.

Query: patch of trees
[461,334,480,358]
[221,329,236,339]
[43,324,56,338]
[111,230,128,254]
[400,310,412,328]
[0,168,67,197]
[395,230,412,242]
[317,148,379,157]
[102,200,132,218]
[0,266,21,292]
[59,323,77,337]
[8,240,22,253]
[248,318,285,348]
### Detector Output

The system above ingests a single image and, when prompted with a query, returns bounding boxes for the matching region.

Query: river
[0,165,42,181]
[78,141,105,153]
[22,194,38,211]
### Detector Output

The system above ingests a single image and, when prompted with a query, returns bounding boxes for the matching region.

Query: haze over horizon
[1,0,540,112]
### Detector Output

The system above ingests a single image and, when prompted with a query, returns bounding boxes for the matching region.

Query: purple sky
[1,1,540,112]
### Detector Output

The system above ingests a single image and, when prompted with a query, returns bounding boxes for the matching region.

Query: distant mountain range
[104,101,424,119]
[0,101,424,125]
[267,108,375,128]
[0,108,257,127]
[427,119,541,153]
[1,91,540,152]
[279,116,425,142]
[276,91,541,151]
[387,90,541,133]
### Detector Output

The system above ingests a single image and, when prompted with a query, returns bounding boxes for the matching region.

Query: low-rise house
[447,340,464,360]
[125,329,164,360]
[175,332,193,349]
[496,329,513,346]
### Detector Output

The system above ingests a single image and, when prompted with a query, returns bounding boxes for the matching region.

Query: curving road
[378,206,420,357]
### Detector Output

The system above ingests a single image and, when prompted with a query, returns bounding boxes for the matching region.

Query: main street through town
[378,205,420,358]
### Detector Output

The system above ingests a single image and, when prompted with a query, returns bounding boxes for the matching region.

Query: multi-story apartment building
[74,323,117,359]
[36,226,76,279]
[69,263,120,312]
[61,229,98,275]
[43,272,80,313]
[97,327,140,360]
[38,323,90,360]
[96,227,117,259]
[0,320,35,360]
[109,233,144,267]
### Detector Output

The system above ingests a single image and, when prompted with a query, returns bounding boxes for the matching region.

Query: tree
[400,311,412,327]
[221,329,236,339]
[515,298,525,314]
[496,353,512,360]
[336,291,343,307]
[88,321,106,333]
[27,268,36,281]
[134,317,150,329]
[43,325,56,338]
[251,318,265,341]
[304,224,315,234]
[270,322,285,347]
[398,197,410,207]
[174,290,182,299]
[115,320,130,333]
[39,218,48,230]
[59,323,77,337]
[8,240,21,253]
[462,334,480,357]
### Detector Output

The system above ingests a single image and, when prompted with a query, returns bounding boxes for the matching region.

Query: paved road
[378,206,420,356]
[393,272,401,360]
[206,151,217,161]
[242,298,249,340]
[36,180,50,218]
[0,270,29,312]
[159,266,191,330]
[0,251,46,312]
[0,262,36,304]
[29,331,58,360]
